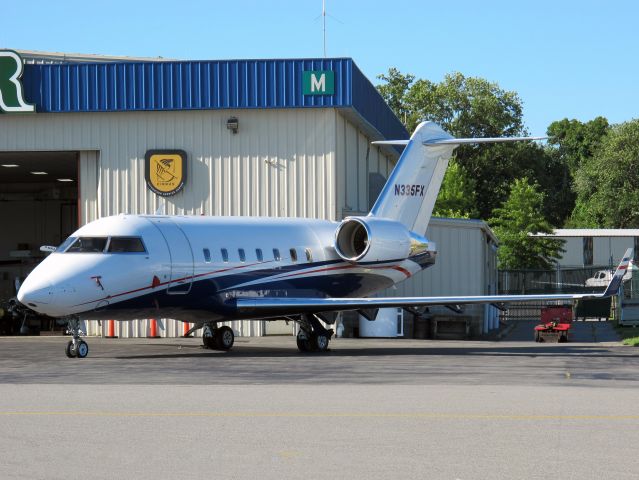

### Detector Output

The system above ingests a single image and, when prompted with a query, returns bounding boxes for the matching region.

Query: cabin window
[238,248,246,262]
[305,248,313,262]
[256,248,263,262]
[203,248,211,263]
[273,248,281,261]
[290,248,298,263]
[66,237,108,253]
[221,248,229,263]
[107,237,147,253]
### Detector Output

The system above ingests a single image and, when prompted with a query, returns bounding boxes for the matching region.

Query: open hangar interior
[0,49,499,339]
[0,152,78,300]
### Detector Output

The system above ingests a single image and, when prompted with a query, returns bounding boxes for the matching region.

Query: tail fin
[369,121,545,234]
[602,248,633,297]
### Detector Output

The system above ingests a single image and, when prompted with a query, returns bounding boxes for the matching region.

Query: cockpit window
[57,236,77,252]
[66,237,108,253]
[107,237,147,253]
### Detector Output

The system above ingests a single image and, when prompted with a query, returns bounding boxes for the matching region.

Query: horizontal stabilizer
[372,136,545,147]
[423,136,546,146]
[371,140,410,146]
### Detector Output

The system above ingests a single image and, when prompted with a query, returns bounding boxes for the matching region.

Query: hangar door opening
[0,151,79,305]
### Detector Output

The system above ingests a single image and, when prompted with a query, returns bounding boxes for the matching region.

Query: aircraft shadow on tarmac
[113,343,635,360]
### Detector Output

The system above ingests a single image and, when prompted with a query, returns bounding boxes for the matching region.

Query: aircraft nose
[17,281,55,310]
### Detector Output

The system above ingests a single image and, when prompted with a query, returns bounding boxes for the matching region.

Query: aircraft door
[149,218,194,294]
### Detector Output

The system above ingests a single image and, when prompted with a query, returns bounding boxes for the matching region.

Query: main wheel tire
[76,340,89,358]
[215,326,234,351]
[296,331,311,352]
[202,326,216,349]
[65,340,76,358]
[203,335,216,349]
[534,331,540,342]
[313,333,330,352]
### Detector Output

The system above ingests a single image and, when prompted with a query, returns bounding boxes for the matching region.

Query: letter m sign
[0,50,34,113]
[303,70,334,95]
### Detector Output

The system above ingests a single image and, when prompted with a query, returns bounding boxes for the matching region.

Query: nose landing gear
[64,318,89,358]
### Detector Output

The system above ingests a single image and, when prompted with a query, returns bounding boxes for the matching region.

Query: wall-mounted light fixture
[226,117,239,134]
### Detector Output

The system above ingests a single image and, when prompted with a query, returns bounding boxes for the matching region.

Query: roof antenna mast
[323,0,326,57]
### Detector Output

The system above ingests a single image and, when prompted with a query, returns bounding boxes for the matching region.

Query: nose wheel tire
[65,339,88,358]
[65,341,76,358]
[76,340,89,358]
[215,326,235,351]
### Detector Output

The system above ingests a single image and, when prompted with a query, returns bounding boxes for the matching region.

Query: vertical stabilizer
[369,121,456,234]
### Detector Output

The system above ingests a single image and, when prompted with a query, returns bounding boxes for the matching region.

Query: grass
[614,323,639,346]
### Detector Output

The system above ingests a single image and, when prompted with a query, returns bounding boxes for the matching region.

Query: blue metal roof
[21,58,408,140]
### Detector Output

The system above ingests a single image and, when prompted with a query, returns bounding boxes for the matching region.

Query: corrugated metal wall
[22,59,354,112]
[0,109,338,220]
[335,112,393,217]
[19,55,408,142]
[554,236,634,267]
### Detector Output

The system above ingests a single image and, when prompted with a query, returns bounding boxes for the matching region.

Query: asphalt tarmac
[1,327,639,479]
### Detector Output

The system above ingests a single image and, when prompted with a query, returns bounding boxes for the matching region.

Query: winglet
[602,248,633,297]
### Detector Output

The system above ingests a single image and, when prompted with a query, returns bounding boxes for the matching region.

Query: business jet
[17,121,631,358]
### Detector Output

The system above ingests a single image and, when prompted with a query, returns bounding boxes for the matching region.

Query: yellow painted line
[1,411,639,421]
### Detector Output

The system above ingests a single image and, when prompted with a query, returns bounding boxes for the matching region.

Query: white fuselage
[17,214,435,324]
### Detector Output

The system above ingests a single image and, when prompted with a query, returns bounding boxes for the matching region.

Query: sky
[4,0,638,136]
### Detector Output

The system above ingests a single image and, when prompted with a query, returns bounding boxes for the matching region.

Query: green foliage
[547,117,610,174]
[489,178,565,269]
[376,68,414,127]
[570,119,639,227]
[433,160,478,218]
[377,70,524,137]
[543,117,610,226]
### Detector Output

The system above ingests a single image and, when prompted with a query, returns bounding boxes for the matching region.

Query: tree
[489,178,565,269]
[432,160,478,218]
[570,119,639,228]
[376,68,414,127]
[542,117,610,226]
[547,117,610,174]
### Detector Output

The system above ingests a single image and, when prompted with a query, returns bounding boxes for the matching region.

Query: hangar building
[0,49,498,338]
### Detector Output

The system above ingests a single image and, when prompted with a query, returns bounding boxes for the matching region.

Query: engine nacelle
[334,217,421,263]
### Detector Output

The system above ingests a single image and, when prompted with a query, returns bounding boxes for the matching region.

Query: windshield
[66,237,108,253]
[57,236,77,252]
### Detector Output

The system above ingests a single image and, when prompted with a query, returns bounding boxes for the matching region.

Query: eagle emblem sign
[145,150,187,197]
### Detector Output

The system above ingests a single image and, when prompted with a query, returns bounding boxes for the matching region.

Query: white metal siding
[552,236,635,267]
[335,112,395,216]
[0,109,338,222]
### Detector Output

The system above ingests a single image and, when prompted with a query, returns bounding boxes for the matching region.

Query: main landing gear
[65,317,89,359]
[296,314,334,353]
[201,324,235,351]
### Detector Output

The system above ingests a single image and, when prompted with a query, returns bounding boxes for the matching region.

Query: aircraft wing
[236,249,631,316]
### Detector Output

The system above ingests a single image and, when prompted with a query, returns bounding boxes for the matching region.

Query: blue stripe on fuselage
[90,254,435,319]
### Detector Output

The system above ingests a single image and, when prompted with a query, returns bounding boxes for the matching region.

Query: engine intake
[334,217,414,263]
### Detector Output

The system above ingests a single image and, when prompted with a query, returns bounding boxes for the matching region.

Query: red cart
[534,306,573,343]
